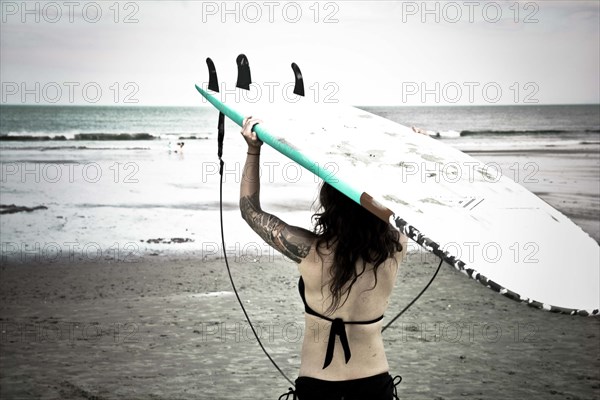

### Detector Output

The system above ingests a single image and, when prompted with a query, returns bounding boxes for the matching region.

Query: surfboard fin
[291,62,305,97]
[236,54,252,90]
[206,58,219,92]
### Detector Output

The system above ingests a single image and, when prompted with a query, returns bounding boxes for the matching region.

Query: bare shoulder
[277,224,318,263]
[399,233,409,258]
[386,233,408,274]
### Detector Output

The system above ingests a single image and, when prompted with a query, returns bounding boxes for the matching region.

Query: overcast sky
[1,0,598,106]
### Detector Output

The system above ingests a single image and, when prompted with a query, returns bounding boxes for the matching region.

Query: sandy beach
[1,126,599,400]
[1,249,598,400]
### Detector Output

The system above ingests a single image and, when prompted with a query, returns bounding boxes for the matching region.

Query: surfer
[240,116,407,400]
[411,126,429,135]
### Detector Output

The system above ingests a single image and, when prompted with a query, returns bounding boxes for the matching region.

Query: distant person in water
[167,141,185,154]
[239,116,407,400]
[411,126,429,135]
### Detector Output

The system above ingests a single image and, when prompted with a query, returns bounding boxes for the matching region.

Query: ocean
[1,104,598,143]
[1,104,598,262]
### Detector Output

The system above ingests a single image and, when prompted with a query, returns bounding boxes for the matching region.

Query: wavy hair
[312,182,402,315]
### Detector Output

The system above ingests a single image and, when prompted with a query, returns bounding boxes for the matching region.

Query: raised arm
[239,117,315,263]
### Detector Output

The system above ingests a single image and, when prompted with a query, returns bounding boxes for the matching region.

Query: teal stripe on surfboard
[195,85,363,205]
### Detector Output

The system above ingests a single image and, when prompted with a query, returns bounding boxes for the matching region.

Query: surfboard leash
[381,256,444,333]
[217,111,296,388]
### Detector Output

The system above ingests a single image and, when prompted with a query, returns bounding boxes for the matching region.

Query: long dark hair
[312,182,402,315]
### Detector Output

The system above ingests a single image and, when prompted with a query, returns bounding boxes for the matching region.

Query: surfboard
[195,84,600,316]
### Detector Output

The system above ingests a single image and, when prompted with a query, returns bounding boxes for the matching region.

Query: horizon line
[1,103,599,108]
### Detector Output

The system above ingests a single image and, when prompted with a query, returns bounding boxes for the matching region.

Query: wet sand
[1,251,598,400]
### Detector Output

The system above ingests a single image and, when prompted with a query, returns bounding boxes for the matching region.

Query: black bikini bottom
[279,372,402,400]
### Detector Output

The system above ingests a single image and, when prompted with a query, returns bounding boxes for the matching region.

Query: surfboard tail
[195,84,367,207]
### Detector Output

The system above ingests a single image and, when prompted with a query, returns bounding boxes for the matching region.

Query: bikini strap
[278,387,297,400]
[391,375,403,399]
[323,317,350,369]
[298,277,384,324]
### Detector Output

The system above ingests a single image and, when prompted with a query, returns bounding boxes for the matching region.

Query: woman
[240,116,407,400]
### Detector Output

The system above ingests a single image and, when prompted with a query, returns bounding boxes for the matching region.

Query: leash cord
[218,157,295,387]
[382,257,444,333]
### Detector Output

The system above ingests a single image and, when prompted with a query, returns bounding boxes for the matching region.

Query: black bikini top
[298,276,384,369]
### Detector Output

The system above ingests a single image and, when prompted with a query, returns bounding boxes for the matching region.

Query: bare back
[297,237,406,380]
[237,118,409,382]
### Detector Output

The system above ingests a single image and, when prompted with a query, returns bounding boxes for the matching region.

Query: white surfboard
[196,86,600,316]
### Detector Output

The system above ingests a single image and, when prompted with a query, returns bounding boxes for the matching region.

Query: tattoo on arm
[240,193,313,263]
